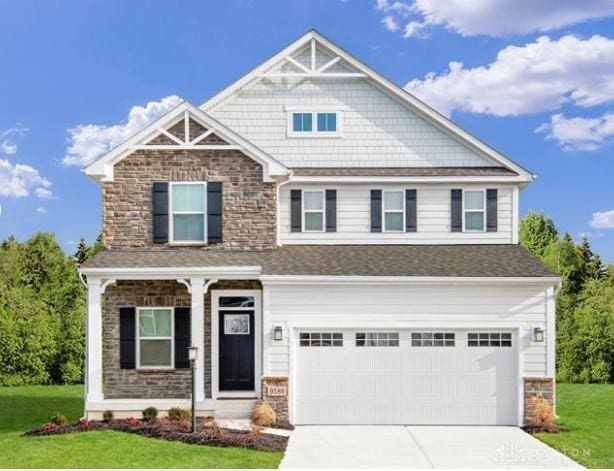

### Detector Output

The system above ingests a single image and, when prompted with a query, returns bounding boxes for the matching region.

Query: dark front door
[219,310,255,391]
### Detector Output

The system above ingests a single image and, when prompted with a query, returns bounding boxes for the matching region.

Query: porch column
[86,277,104,403]
[190,277,205,403]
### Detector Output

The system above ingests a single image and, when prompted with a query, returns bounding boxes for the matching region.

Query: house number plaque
[266,385,287,397]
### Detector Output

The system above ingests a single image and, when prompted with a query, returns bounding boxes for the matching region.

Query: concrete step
[214,399,257,420]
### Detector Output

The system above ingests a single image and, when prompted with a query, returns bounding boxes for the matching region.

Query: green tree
[519,211,558,258]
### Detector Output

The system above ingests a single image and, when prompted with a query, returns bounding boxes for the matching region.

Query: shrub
[168,407,191,422]
[40,423,59,432]
[102,410,113,422]
[142,407,158,422]
[123,417,141,428]
[50,413,67,426]
[529,395,557,432]
[251,401,276,427]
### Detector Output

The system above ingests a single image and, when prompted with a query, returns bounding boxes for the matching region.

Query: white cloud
[536,112,614,151]
[376,0,614,38]
[0,159,53,199]
[381,15,399,32]
[1,142,17,155]
[36,207,47,214]
[62,95,183,167]
[590,210,614,229]
[1,126,28,156]
[405,35,614,117]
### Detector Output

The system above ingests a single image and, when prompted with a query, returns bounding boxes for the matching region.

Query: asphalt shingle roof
[82,245,556,278]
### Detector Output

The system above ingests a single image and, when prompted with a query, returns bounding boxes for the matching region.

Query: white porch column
[86,277,104,403]
[190,277,205,403]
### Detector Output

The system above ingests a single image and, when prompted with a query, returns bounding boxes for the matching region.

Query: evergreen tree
[74,237,90,264]
[519,211,558,257]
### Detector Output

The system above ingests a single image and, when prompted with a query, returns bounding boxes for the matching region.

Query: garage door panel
[294,329,517,425]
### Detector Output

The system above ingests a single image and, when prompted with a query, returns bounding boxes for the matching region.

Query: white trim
[546,286,556,378]
[131,144,242,151]
[301,189,326,232]
[286,110,343,138]
[136,307,175,370]
[79,266,262,278]
[462,189,486,233]
[211,290,262,400]
[84,101,288,183]
[200,30,534,181]
[168,181,207,244]
[290,175,531,184]
[260,275,561,285]
[512,186,520,244]
[382,189,405,233]
[86,278,104,403]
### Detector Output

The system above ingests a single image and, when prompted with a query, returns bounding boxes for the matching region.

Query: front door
[219,309,255,391]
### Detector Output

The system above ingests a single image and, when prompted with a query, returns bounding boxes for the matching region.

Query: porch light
[274,326,283,341]
[533,327,544,343]
[188,345,198,362]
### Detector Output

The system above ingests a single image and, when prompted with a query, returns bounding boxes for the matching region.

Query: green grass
[0,385,282,469]
[535,383,614,469]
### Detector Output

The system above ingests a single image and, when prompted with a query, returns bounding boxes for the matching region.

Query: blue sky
[1,0,613,261]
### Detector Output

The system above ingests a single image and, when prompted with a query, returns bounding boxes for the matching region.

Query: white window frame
[462,189,486,233]
[136,307,175,370]
[168,181,208,244]
[286,107,343,138]
[382,189,405,232]
[302,189,326,232]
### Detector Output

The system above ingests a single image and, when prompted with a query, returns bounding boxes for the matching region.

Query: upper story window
[303,190,325,232]
[383,190,404,232]
[170,182,206,243]
[463,190,485,232]
[287,108,342,137]
[137,308,173,368]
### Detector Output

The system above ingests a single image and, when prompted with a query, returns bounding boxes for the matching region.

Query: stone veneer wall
[261,377,289,425]
[103,279,261,399]
[524,377,554,425]
[102,149,276,250]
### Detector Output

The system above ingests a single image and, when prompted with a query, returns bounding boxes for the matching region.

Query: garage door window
[356,332,399,347]
[299,332,343,347]
[411,332,455,347]
[468,332,512,347]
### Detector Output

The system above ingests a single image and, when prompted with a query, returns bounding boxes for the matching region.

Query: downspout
[276,170,295,247]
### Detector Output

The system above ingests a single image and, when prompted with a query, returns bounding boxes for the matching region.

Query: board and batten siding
[279,184,515,244]
[263,284,548,379]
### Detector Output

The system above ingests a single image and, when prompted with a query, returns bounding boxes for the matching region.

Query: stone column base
[524,377,554,426]
[261,376,289,425]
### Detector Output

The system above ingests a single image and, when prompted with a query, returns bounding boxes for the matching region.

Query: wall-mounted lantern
[274,326,283,341]
[533,327,544,342]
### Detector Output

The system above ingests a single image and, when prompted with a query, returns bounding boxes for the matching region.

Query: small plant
[50,413,67,426]
[531,395,555,428]
[123,417,141,427]
[250,401,276,427]
[102,410,114,422]
[168,407,191,422]
[142,406,159,422]
[40,423,59,432]
[77,419,90,428]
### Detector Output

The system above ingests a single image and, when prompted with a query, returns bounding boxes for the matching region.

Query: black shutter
[119,307,136,369]
[207,182,223,243]
[325,189,337,232]
[405,189,417,232]
[486,189,498,232]
[152,182,168,244]
[174,307,191,369]
[451,189,462,232]
[370,190,382,232]
[290,189,302,232]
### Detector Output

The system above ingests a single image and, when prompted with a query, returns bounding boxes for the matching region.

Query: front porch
[82,265,265,420]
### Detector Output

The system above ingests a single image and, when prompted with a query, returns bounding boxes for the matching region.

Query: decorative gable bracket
[84,102,288,183]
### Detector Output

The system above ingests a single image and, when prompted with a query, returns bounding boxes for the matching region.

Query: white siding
[263,283,548,379]
[210,76,495,168]
[280,183,514,244]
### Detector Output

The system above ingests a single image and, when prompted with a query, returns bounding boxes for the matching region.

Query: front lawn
[534,383,613,469]
[0,385,283,469]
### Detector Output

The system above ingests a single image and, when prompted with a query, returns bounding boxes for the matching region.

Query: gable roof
[201,30,533,182]
[84,101,288,182]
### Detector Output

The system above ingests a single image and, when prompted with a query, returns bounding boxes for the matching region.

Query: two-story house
[80,30,559,426]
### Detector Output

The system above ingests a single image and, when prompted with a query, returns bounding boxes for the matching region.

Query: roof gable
[84,102,288,182]
[201,30,533,181]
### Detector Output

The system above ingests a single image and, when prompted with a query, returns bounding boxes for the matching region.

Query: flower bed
[24,417,288,452]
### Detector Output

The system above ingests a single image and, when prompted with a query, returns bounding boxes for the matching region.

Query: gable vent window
[288,110,342,137]
[170,182,206,243]
[463,190,486,232]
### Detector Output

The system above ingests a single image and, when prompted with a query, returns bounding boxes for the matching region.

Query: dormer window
[287,108,342,137]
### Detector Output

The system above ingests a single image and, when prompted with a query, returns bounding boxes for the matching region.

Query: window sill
[135,368,180,373]
[167,242,208,247]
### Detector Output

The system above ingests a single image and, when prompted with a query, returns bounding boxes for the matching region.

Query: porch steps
[214,399,258,420]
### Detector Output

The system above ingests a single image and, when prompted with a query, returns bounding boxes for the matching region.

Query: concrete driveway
[280,426,582,469]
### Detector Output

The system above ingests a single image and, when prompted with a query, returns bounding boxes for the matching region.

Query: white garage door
[294,329,517,425]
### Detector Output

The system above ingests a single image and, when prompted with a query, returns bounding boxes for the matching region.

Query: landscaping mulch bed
[24,418,288,452]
